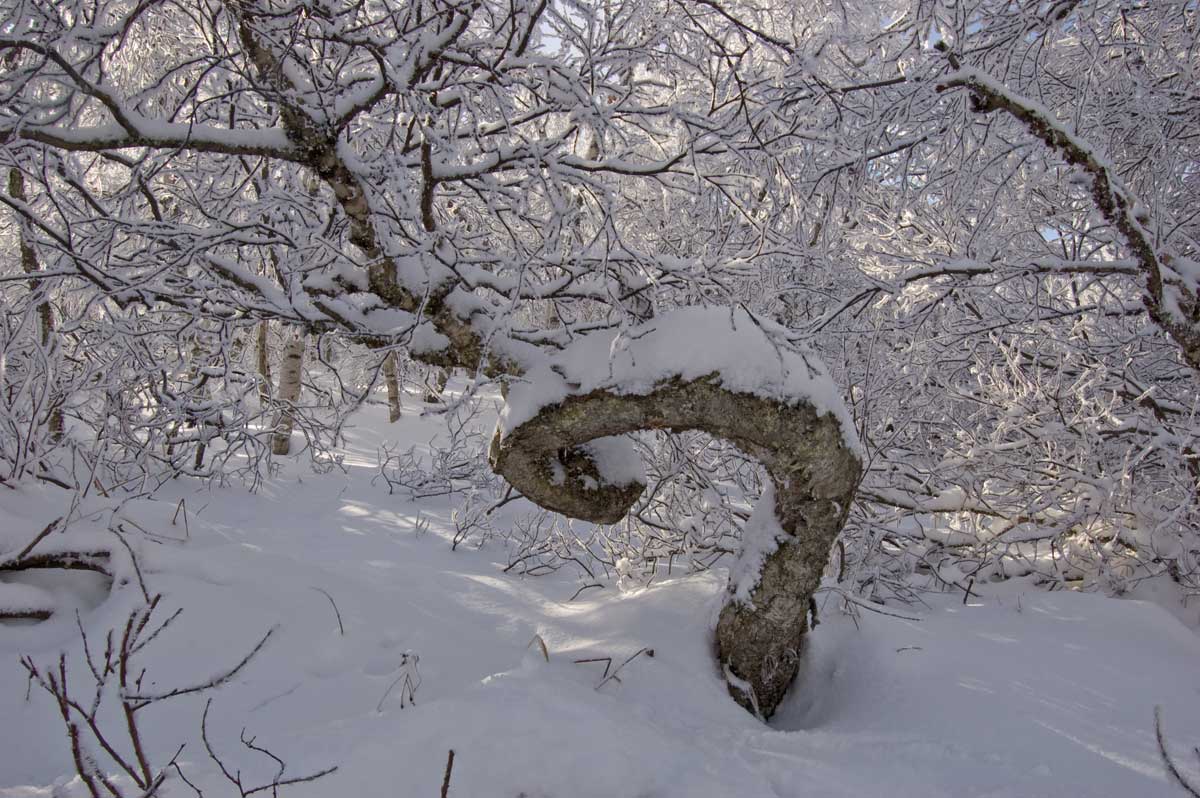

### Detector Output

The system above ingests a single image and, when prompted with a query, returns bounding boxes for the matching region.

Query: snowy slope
[3,393,1200,798]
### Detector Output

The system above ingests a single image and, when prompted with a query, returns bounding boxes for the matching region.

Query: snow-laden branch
[0,120,298,159]
[937,64,1200,370]
[809,257,1141,333]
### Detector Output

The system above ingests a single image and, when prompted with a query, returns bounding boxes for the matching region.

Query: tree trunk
[383,352,402,422]
[7,168,63,442]
[489,309,862,718]
[228,14,863,719]
[256,321,272,406]
[271,334,305,455]
[423,367,448,404]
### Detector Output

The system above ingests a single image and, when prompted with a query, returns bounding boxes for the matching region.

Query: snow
[728,482,785,604]
[0,582,56,615]
[3,395,1200,798]
[579,436,645,488]
[501,306,862,453]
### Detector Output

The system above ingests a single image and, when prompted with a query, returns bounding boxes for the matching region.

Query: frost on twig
[20,590,332,798]
[937,58,1200,373]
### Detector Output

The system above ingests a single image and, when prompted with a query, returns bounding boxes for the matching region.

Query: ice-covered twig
[937,59,1200,371]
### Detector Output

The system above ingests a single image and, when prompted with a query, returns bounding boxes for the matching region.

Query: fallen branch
[0,550,112,577]
[0,608,53,622]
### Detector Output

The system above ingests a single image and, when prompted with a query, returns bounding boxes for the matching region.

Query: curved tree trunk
[490,309,862,718]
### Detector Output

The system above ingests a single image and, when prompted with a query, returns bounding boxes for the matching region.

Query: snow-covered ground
[3,393,1200,797]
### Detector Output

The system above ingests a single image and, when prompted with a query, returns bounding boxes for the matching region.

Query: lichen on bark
[490,374,861,718]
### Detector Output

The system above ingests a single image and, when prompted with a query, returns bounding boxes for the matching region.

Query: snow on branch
[491,306,862,717]
[936,60,1200,370]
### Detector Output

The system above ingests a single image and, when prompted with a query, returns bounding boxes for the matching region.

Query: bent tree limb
[937,65,1200,373]
[490,308,862,717]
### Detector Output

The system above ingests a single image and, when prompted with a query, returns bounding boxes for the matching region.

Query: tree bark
[256,320,272,406]
[383,352,402,422]
[490,375,861,718]
[422,367,449,405]
[271,334,305,455]
[7,168,63,441]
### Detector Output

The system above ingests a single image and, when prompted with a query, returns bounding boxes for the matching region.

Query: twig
[171,499,190,538]
[170,758,203,798]
[202,698,338,797]
[485,486,523,516]
[1155,706,1200,797]
[440,749,455,798]
[375,652,420,711]
[568,583,603,601]
[310,587,345,636]
[34,471,73,490]
[818,587,923,622]
[27,594,321,798]
[526,634,549,662]
[13,516,62,560]
[111,524,151,603]
[573,656,613,679]
[129,604,183,657]
[126,626,276,707]
[595,647,654,690]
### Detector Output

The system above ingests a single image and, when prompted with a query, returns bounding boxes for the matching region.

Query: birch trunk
[271,334,305,455]
[383,352,402,422]
[256,321,272,406]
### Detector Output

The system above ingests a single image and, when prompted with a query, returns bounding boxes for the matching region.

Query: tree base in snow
[491,352,860,718]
